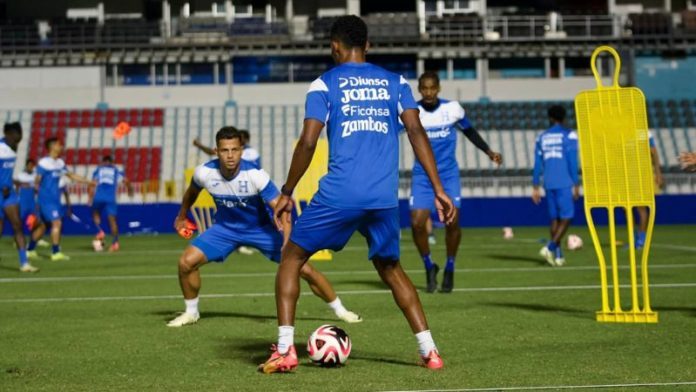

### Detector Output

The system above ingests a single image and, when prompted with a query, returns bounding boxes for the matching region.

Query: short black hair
[26,158,35,166]
[216,126,242,146]
[3,122,22,135]
[418,71,440,87]
[548,105,566,123]
[330,15,368,49]
[239,129,250,142]
[44,137,59,150]
[102,155,113,163]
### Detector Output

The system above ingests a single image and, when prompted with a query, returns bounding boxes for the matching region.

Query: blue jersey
[304,62,418,209]
[0,139,16,191]
[15,171,36,211]
[192,159,279,232]
[92,164,124,203]
[414,99,472,178]
[532,124,579,190]
[242,146,261,169]
[36,156,67,205]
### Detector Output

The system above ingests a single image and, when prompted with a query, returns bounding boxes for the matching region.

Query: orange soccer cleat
[258,345,298,374]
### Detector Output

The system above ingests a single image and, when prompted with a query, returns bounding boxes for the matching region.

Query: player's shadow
[657,306,696,317]
[0,264,20,272]
[484,301,589,319]
[151,310,327,323]
[349,352,419,368]
[221,338,274,365]
[485,254,545,265]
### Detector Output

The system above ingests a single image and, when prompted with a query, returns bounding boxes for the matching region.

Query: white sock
[184,297,199,315]
[277,326,295,355]
[415,330,437,357]
[327,297,347,314]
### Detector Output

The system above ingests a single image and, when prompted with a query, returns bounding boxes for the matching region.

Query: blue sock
[636,231,646,245]
[112,235,119,244]
[445,256,455,272]
[27,240,37,251]
[18,249,28,266]
[52,244,60,254]
[422,254,434,270]
[547,241,558,252]
[555,247,563,259]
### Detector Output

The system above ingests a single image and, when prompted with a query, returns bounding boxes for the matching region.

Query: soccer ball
[307,324,351,367]
[502,227,514,240]
[567,234,583,250]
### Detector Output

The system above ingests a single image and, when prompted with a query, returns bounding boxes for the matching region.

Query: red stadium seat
[65,149,76,165]
[77,149,88,165]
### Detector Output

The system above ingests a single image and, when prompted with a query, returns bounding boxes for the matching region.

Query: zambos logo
[341,117,389,138]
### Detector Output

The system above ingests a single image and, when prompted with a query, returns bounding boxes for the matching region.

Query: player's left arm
[63,188,72,216]
[566,132,581,200]
[457,119,502,165]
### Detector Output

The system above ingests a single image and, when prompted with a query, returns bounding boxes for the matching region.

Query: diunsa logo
[338,77,389,88]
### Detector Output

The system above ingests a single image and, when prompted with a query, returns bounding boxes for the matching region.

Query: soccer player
[411,71,503,293]
[193,129,260,255]
[27,137,93,261]
[239,130,261,169]
[14,158,37,233]
[260,15,455,373]
[634,133,663,249]
[0,122,38,272]
[88,155,133,252]
[532,105,579,267]
[168,127,361,327]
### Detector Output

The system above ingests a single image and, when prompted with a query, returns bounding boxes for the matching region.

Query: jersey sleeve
[456,104,473,129]
[191,166,205,190]
[92,168,99,181]
[397,76,418,115]
[36,160,49,177]
[304,77,330,124]
[250,169,280,203]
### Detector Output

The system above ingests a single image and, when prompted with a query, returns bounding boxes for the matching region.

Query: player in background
[14,158,38,234]
[532,106,580,267]
[261,16,455,374]
[634,133,663,249]
[169,127,361,327]
[27,138,93,261]
[238,130,261,169]
[679,151,696,171]
[88,155,133,252]
[410,71,503,293]
[0,123,38,272]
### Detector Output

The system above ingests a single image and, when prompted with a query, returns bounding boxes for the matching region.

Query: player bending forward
[168,127,362,327]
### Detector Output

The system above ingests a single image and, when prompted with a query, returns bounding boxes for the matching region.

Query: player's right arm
[273,119,323,229]
[192,138,216,156]
[268,196,292,247]
[401,109,455,224]
[174,182,201,232]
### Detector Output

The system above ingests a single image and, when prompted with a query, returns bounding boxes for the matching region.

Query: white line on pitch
[379,380,696,392]
[1,282,695,304]
[2,263,696,284]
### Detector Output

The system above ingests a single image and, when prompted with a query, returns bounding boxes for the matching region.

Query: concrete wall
[0,66,601,109]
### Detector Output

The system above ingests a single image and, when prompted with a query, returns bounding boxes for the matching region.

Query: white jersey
[192,159,279,231]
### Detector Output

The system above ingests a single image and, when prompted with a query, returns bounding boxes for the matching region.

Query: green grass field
[1,226,695,391]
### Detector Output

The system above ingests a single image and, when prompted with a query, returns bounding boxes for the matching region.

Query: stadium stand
[6,99,693,202]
